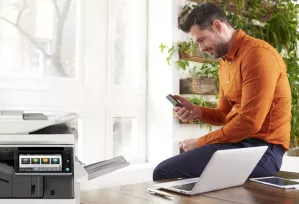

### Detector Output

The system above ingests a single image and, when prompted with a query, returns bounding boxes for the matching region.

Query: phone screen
[166,94,183,107]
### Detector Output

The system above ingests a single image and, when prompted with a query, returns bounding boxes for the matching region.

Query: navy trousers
[153,138,285,181]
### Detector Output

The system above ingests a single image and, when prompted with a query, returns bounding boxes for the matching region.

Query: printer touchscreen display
[19,154,62,172]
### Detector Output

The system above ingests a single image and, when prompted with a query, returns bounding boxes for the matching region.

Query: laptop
[154,146,268,195]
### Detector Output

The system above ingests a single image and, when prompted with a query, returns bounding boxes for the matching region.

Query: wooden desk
[81,171,299,204]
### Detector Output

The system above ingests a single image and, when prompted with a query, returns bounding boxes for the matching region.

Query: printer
[0,110,129,204]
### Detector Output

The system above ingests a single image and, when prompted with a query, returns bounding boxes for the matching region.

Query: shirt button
[228,61,232,64]
[226,80,230,84]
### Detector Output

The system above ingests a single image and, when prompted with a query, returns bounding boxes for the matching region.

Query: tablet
[250,176,299,189]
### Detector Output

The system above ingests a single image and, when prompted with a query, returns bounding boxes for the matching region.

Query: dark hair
[178,3,231,33]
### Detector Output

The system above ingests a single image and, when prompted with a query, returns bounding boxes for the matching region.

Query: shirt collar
[224,29,246,61]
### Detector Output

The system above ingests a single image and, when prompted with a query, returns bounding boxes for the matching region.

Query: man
[153,3,291,181]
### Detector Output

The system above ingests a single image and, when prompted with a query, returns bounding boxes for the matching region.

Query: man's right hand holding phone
[173,95,203,152]
[173,95,201,123]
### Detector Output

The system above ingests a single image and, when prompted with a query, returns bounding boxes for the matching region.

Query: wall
[147,0,174,163]
[170,0,216,156]
[146,0,217,162]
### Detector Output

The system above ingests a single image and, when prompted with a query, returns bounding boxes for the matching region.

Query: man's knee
[250,165,278,177]
[152,161,171,181]
[152,144,229,181]
[152,166,162,181]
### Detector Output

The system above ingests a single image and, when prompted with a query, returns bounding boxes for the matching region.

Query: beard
[213,42,229,58]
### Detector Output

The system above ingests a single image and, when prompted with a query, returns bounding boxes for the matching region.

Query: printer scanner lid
[0,110,78,134]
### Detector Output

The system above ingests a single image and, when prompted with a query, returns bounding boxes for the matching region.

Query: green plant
[284,57,299,148]
[160,1,216,72]
[187,95,208,107]
[263,1,299,148]
[265,1,299,147]
[200,62,220,94]
[159,42,191,71]
[185,95,217,132]
[223,0,246,11]
[159,43,175,66]
[159,41,220,81]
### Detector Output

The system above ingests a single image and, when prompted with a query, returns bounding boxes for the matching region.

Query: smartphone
[166,94,183,107]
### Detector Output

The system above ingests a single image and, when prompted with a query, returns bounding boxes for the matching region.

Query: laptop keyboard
[172,182,196,191]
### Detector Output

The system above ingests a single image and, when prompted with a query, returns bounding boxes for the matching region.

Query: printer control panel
[19,154,63,172]
[15,147,73,175]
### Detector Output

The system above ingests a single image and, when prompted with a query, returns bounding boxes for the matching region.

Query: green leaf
[166,56,171,65]
[159,43,168,53]
[168,46,176,58]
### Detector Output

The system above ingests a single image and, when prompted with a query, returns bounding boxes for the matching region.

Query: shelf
[180,93,219,101]
[180,56,221,63]
[180,77,218,95]
[178,119,205,124]
[177,41,221,64]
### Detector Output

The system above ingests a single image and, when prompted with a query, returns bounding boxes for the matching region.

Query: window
[105,0,147,163]
[107,0,146,92]
[0,0,147,165]
[113,117,136,160]
[106,108,146,164]
[0,0,78,78]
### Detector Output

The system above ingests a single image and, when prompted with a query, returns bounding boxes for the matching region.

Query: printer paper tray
[83,156,130,180]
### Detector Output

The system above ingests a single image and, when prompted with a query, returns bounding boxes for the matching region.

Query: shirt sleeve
[198,84,232,126]
[197,47,282,146]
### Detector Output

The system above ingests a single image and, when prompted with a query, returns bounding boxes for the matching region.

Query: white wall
[147,0,174,163]
[147,0,216,162]
[281,156,299,173]
[79,0,107,164]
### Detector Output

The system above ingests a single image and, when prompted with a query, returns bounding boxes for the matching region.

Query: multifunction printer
[0,110,129,204]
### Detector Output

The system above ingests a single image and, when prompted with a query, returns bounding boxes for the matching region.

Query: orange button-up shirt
[196,29,292,150]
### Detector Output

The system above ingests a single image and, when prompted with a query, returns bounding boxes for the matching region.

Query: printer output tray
[82,156,130,180]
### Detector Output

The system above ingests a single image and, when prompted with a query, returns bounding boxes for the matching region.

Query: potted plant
[191,62,219,96]
[159,42,219,95]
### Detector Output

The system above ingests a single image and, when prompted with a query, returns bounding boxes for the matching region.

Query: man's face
[189,23,228,58]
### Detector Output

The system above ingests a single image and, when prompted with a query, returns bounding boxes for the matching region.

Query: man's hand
[173,95,196,122]
[179,138,198,152]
